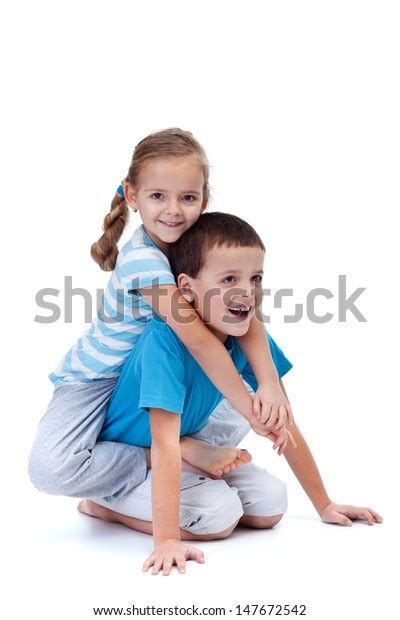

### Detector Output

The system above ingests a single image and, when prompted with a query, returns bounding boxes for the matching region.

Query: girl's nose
[165,200,182,215]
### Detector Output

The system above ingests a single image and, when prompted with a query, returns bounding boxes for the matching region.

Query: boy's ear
[177,273,194,302]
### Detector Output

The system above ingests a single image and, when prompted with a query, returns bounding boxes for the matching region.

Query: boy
[79,213,382,575]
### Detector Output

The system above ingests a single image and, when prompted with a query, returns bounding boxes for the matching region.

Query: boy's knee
[199,517,241,540]
[245,471,288,518]
[181,479,243,536]
[198,487,243,534]
[242,513,284,529]
[268,478,288,514]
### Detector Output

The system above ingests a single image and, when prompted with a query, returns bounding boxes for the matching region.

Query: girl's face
[125,156,206,254]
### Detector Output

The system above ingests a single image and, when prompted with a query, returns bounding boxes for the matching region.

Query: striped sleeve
[118,245,176,293]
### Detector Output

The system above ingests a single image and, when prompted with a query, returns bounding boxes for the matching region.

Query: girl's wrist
[238,394,256,421]
[257,377,280,388]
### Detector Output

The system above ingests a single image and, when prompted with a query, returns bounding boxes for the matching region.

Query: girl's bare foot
[180,438,252,478]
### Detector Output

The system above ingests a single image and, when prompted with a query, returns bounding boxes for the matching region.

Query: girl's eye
[223,276,236,284]
[252,275,263,284]
[151,193,163,200]
[183,195,196,202]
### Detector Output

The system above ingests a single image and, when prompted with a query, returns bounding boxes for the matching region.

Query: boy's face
[178,243,265,342]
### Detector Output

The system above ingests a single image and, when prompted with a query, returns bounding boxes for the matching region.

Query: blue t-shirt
[99,314,293,447]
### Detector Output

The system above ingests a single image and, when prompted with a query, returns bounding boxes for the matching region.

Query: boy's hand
[319,502,383,526]
[253,382,294,429]
[249,417,297,455]
[142,539,205,576]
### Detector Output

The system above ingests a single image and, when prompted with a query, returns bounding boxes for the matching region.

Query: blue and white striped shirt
[49,225,176,385]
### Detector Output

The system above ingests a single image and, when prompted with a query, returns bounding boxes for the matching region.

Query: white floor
[5,458,395,620]
[5,368,397,620]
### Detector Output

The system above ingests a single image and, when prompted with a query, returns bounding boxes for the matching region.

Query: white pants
[94,463,288,535]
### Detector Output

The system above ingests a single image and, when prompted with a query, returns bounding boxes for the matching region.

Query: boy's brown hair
[169,212,265,279]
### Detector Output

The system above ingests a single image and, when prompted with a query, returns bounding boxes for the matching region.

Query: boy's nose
[230,287,254,302]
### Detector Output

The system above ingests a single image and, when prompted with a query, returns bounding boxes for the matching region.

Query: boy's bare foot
[180,438,252,478]
[78,499,120,523]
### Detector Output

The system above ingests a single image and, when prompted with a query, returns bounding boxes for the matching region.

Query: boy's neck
[207,325,229,344]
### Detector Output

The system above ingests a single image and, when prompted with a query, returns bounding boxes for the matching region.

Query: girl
[28,127,291,520]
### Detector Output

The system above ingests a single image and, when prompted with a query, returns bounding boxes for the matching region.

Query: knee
[181,480,244,538]
[204,486,244,536]
[243,513,284,529]
[245,473,288,518]
[268,478,288,515]
[200,517,241,540]
[28,443,86,496]
[28,445,60,494]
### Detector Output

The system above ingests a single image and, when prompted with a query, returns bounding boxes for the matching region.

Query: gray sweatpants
[28,378,252,502]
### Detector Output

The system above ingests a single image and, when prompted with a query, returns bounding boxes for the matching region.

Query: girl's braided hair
[91,127,210,271]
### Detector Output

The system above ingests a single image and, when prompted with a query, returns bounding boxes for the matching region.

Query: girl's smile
[158,219,185,228]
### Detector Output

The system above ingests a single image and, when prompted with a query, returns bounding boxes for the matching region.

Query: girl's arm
[139,285,254,421]
[237,309,293,426]
[142,408,204,576]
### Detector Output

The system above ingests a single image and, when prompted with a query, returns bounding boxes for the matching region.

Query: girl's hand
[271,427,297,455]
[253,383,294,429]
[249,418,297,455]
[319,502,383,526]
[142,539,205,576]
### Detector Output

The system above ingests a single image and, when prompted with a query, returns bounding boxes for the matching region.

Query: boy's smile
[178,244,265,342]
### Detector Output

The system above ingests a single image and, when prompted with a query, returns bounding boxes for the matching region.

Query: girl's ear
[177,273,194,302]
[124,182,138,212]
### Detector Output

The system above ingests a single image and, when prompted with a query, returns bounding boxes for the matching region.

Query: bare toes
[233,458,244,468]
[238,450,252,464]
[77,499,91,515]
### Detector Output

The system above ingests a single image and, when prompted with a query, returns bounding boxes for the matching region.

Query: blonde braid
[91,186,130,271]
[91,128,210,271]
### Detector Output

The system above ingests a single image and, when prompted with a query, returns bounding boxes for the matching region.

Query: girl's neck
[142,226,170,256]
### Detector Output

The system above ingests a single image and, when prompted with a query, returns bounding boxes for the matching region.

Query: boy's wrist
[313,496,332,516]
[154,532,181,546]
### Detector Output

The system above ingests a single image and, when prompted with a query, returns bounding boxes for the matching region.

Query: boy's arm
[142,408,204,576]
[237,310,293,426]
[139,285,254,421]
[279,381,383,526]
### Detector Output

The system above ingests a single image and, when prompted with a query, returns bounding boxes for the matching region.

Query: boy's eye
[252,275,263,284]
[223,276,236,284]
[151,192,163,200]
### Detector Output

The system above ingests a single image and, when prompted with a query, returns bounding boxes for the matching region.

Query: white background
[1,1,399,618]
